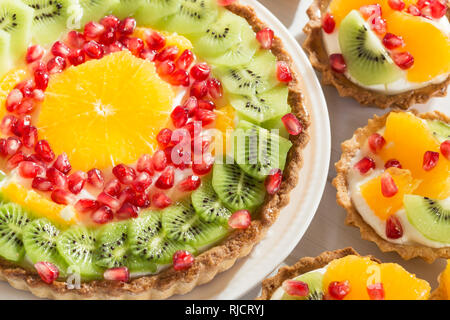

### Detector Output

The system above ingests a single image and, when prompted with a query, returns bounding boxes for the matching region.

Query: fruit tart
[303,0,450,109]
[0,0,310,299]
[257,247,431,300]
[431,260,450,299]
[334,110,450,262]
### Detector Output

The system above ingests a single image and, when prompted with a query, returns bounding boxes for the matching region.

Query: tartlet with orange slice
[303,0,450,109]
[0,0,310,299]
[257,247,431,300]
[334,110,450,262]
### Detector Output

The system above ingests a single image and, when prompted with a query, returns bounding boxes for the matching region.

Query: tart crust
[0,2,310,300]
[333,110,450,263]
[303,0,450,109]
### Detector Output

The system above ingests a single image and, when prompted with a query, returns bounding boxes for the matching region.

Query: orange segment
[380,263,430,300]
[37,51,175,172]
[214,105,236,155]
[329,0,392,26]
[360,168,420,220]
[440,260,450,299]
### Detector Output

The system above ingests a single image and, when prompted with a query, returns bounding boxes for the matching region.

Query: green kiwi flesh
[0,203,30,262]
[112,0,144,19]
[281,271,324,300]
[0,30,11,77]
[426,120,450,143]
[339,10,402,85]
[94,221,129,269]
[78,0,119,25]
[135,0,181,27]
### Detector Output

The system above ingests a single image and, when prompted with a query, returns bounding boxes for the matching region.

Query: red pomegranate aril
[1,115,18,135]
[31,89,45,102]
[178,175,201,192]
[46,167,68,189]
[53,152,71,174]
[176,49,194,70]
[104,179,121,197]
[173,250,194,271]
[26,45,45,64]
[145,30,166,50]
[195,108,216,125]
[152,192,172,209]
[171,127,190,145]
[359,4,382,19]
[12,115,30,137]
[183,96,199,116]
[68,49,86,66]
[83,41,104,59]
[140,48,156,61]
[122,36,144,55]
[132,192,151,208]
[156,60,176,77]
[18,161,44,179]
[99,27,117,45]
[136,154,154,175]
[198,100,215,111]
[217,0,236,5]
[98,192,121,211]
[386,214,403,239]
[388,0,406,11]
[168,69,190,86]
[330,53,347,73]
[152,150,168,171]
[163,146,174,165]
[5,137,22,156]
[107,41,124,53]
[385,159,402,169]
[155,166,175,189]
[228,210,251,229]
[75,199,99,213]
[51,41,71,58]
[440,140,450,160]
[192,155,214,175]
[6,89,23,112]
[282,280,310,297]
[190,80,208,99]
[256,27,274,49]
[156,45,179,62]
[265,168,282,195]
[118,186,135,204]
[328,281,351,300]
[34,69,50,90]
[84,21,105,39]
[190,63,210,81]
[282,113,303,136]
[32,177,54,192]
[67,30,86,48]
[6,152,25,169]
[35,262,59,284]
[116,202,139,220]
[393,51,414,70]
[68,171,87,194]
[131,171,152,193]
[322,13,336,34]
[407,4,421,15]
[104,267,129,282]
[87,168,104,189]
[51,189,74,205]
[15,80,34,98]
[101,15,120,29]
[369,16,387,35]
[367,283,385,300]
[113,164,136,185]
[368,133,386,153]
[382,33,404,50]
[118,17,136,35]
[417,0,431,9]
[354,157,376,174]
[423,151,439,171]
[35,140,55,162]
[15,99,35,115]
[0,139,7,157]
[206,78,223,99]
[92,205,114,224]
[171,106,189,128]
[45,56,66,74]
[157,128,173,147]
[430,0,447,18]
[381,172,398,197]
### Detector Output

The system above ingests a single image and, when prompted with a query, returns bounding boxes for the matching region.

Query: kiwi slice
[281,271,324,300]
[191,178,232,224]
[339,10,402,85]
[135,0,181,27]
[0,203,31,262]
[233,120,292,181]
[212,163,265,212]
[214,51,278,96]
[261,115,290,139]
[404,195,450,243]
[112,0,143,18]
[427,120,450,143]
[94,221,130,269]
[0,0,33,59]
[79,0,119,25]
[0,30,11,77]
[161,201,229,247]
[229,85,291,125]
[23,218,67,274]
[56,226,101,279]
[22,0,82,45]
[129,210,188,265]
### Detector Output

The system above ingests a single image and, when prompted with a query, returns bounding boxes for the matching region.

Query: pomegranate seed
[136,154,154,175]
[329,53,347,73]
[15,98,35,115]
[140,48,156,61]
[190,63,211,81]
[385,159,402,169]
[173,250,194,271]
[118,186,135,204]
[156,60,175,78]
[32,177,54,192]
[92,205,114,224]
[369,16,387,35]
[322,13,336,33]
[83,41,104,59]
[354,157,376,174]
[34,69,50,90]
[97,192,121,211]
[171,106,189,128]
[35,140,55,162]
[183,96,199,116]
[155,166,175,189]
[15,80,34,98]
[12,115,30,137]
[192,154,214,175]
[131,171,152,193]
[417,0,431,9]
[116,202,139,220]
[382,33,404,50]
[107,41,124,53]
[100,15,120,29]
[176,49,194,70]
[68,49,85,66]
[6,152,25,170]
[67,30,86,48]
[51,41,71,58]
[386,214,403,239]
[368,133,386,153]
[168,69,190,86]
[407,4,421,15]
[26,153,45,166]
[282,280,310,297]
[118,18,136,35]
[206,78,223,100]
[52,153,71,174]
[198,100,215,111]
[51,189,74,205]
[46,167,68,189]
[367,283,385,300]
[381,172,398,197]
[178,175,201,192]
[281,113,303,135]
[68,171,87,194]
[104,179,121,197]
[113,164,136,185]
[156,45,179,62]
[171,127,190,145]
[26,45,45,64]
[194,108,216,125]
[157,128,173,147]
[132,192,151,208]
[393,51,414,70]
[34,262,59,284]
[5,137,22,156]
[265,168,282,195]
[104,267,129,281]
[122,37,144,55]
[256,27,274,49]
[227,209,251,229]
[328,281,351,300]
[152,150,168,171]
[430,0,447,18]
[0,139,7,157]
[388,0,406,10]
[75,199,99,213]
[423,151,439,171]
[99,27,117,45]
[359,4,382,19]
[440,140,450,160]
[190,80,208,99]
[1,115,18,135]
[152,192,172,209]
[84,21,105,39]
[163,146,174,165]
[87,168,104,188]
[18,126,36,150]
[145,31,166,50]
[217,0,236,5]
[6,89,23,112]
[31,89,45,102]
[18,161,44,179]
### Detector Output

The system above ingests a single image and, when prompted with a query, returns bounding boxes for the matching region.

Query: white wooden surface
[242,0,449,299]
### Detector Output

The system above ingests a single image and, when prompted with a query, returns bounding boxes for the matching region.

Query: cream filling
[322,12,450,95]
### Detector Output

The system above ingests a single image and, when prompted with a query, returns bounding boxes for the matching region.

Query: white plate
[0,0,331,300]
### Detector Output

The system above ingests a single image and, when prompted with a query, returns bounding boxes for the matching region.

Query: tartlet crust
[333,110,450,263]
[303,0,450,109]
[0,3,311,300]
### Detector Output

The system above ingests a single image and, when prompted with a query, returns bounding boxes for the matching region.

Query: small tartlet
[302,0,450,109]
[333,110,450,263]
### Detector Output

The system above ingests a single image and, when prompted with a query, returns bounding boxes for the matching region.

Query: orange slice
[380,263,430,300]
[440,260,450,299]
[214,105,236,155]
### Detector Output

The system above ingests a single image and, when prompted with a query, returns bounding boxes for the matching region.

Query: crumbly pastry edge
[302,0,450,109]
[333,110,450,263]
[0,2,311,300]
